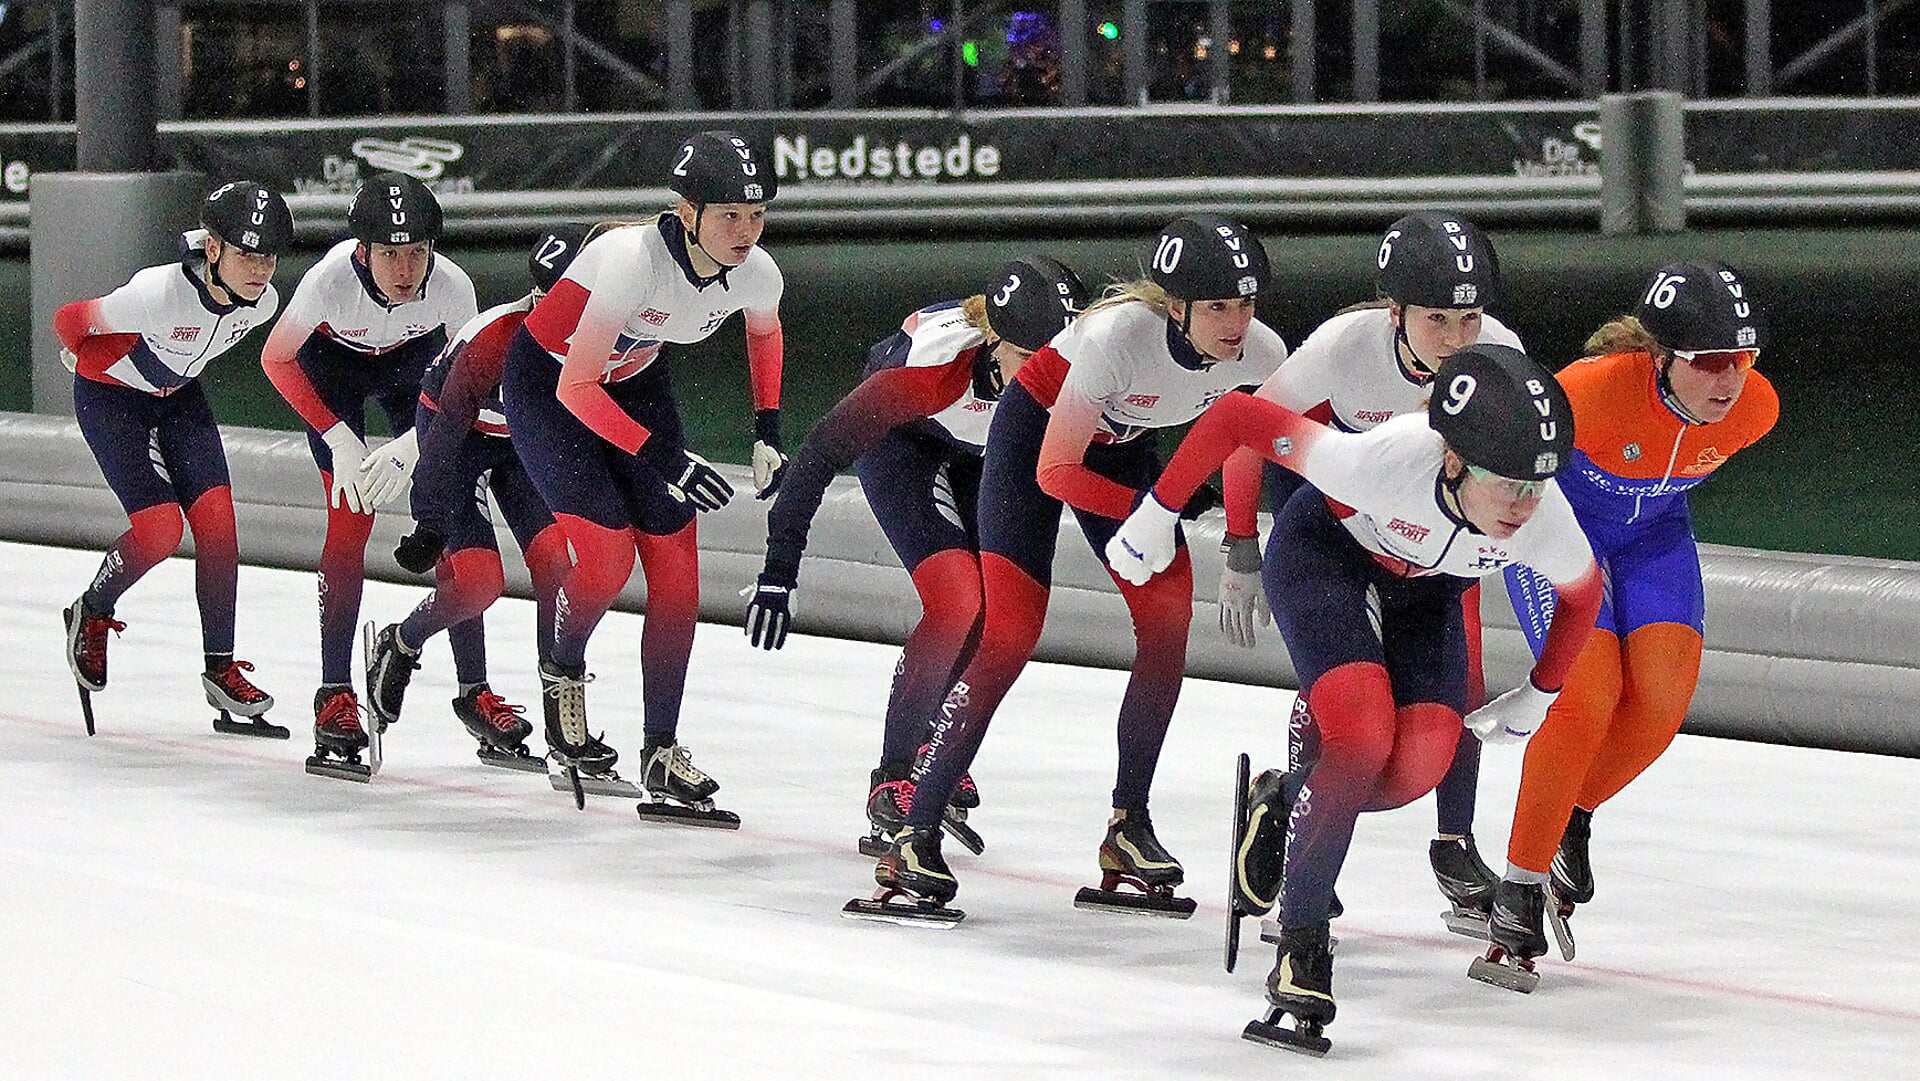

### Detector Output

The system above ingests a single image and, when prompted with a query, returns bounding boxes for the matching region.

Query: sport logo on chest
[170,326,202,342]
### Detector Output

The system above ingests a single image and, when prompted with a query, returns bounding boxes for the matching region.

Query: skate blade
[213,712,290,740]
[1255,917,1339,953]
[1226,752,1251,972]
[635,800,741,830]
[77,684,97,737]
[1468,954,1540,993]
[857,834,892,859]
[1442,909,1491,938]
[1547,902,1577,961]
[841,896,965,928]
[1072,886,1197,919]
[940,811,985,855]
[304,754,372,783]
[547,771,642,800]
[1242,1013,1331,1057]
[476,746,548,772]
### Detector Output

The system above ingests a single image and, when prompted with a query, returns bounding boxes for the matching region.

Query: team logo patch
[1124,393,1160,408]
[1236,275,1259,297]
[1737,326,1757,347]
[1272,436,1294,457]
[170,326,201,342]
[240,230,261,249]
[639,308,671,326]
[1453,283,1478,305]
[1534,451,1560,475]
[1388,518,1431,543]
[1682,447,1726,475]
[1622,442,1642,462]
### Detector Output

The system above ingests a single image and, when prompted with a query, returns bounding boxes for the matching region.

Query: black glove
[394,527,446,574]
[1180,481,1223,521]
[744,576,793,650]
[666,450,734,512]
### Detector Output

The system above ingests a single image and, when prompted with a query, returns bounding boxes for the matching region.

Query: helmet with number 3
[985,255,1087,351]
[1634,260,1766,353]
[1148,214,1269,302]
[1429,342,1573,480]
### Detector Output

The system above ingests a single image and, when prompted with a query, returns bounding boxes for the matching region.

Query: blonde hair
[959,294,992,337]
[1584,314,1663,358]
[1084,277,1173,318]
[1335,297,1395,317]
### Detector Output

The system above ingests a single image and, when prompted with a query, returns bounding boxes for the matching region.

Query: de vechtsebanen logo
[350,136,465,180]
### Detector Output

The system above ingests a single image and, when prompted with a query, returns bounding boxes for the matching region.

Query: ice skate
[844,826,964,927]
[634,738,740,829]
[452,684,543,772]
[536,661,623,807]
[63,597,124,735]
[1547,807,1593,960]
[204,659,288,739]
[858,766,914,857]
[363,622,419,732]
[1074,808,1196,918]
[1469,878,1549,993]
[305,684,374,782]
[1243,921,1335,1056]
[1431,834,1499,937]
[912,743,986,855]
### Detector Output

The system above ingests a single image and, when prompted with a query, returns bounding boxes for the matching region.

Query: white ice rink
[3,539,1916,1080]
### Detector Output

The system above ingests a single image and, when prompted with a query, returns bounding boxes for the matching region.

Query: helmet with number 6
[1428,343,1573,481]
[668,130,776,206]
[985,255,1087,351]
[527,223,592,295]
[1633,260,1766,353]
[348,172,442,246]
[1148,214,1269,302]
[1376,212,1500,309]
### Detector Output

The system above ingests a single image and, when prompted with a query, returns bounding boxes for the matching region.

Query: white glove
[751,439,788,499]
[1105,492,1181,587]
[1218,533,1271,649]
[320,423,369,515]
[59,347,79,373]
[357,427,420,509]
[1465,680,1557,745]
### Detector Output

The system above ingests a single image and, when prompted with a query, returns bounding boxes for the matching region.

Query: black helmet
[668,130,776,205]
[1429,342,1573,481]
[348,172,443,246]
[201,181,294,255]
[1634,260,1766,353]
[1148,214,1269,302]
[527,223,593,294]
[985,255,1087,351]
[1376,212,1500,309]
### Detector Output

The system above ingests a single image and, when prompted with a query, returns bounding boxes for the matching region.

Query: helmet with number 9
[668,130,776,206]
[985,255,1087,351]
[1148,214,1269,302]
[1633,260,1766,353]
[1375,212,1500,309]
[348,172,442,246]
[1428,342,1573,481]
[202,180,294,256]
[527,223,593,295]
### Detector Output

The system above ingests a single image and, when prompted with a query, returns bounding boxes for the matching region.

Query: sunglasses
[1464,464,1546,500]
[1672,348,1759,374]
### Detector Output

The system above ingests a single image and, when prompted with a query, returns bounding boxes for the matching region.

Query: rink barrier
[2,411,1915,757]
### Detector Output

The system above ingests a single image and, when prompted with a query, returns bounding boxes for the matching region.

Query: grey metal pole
[1291,0,1315,102]
[563,0,578,111]
[1123,0,1147,105]
[49,1,64,120]
[1209,0,1231,103]
[1059,0,1086,105]
[726,0,743,108]
[305,0,321,117]
[443,1,471,114]
[156,2,182,121]
[75,0,157,171]
[1473,0,1487,100]
[1641,89,1687,233]
[745,0,774,109]
[1599,92,1641,235]
[669,0,697,109]
[1351,0,1379,102]
[1580,0,1608,97]
[1653,0,1689,91]
[1867,0,1880,96]
[827,0,857,107]
[950,0,965,111]
[1745,0,1771,95]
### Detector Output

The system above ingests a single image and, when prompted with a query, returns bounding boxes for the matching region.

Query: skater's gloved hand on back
[1466,679,1557,744]
[320,423,369,514]
[743,575,793,650]
[1218,533,1270,649]
[665,449,734,512]
[393,526,446,574]
[751,408,788,500]
[357,427,419,509]
[1106,490,1181,587]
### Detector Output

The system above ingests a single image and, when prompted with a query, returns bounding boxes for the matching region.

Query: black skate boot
[858,764,914,857]
[1236,767,1290,917]
[844,826,965,927]
[1547,807,1594,960]
[1431,834,1499,937]
[635,737,740,828]
[63,597,125,734]
[538,661,624,808]
[1244,921,1335,1056]
[453,684,542,772]
[1469,878,1549,993]
[204,659,288,739]
[912,742,985,855]
[364,623,420,732]
[1074,808,1196,918]
[305,684,373,782]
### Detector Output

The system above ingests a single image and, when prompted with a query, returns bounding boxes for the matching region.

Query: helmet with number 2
[1148,214,1269,302]
[527,223,592,295]
[1428,342,1573,481]
[1634,260,1765,353]
[669,130,776,206]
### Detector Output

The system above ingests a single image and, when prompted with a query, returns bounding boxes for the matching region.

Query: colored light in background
[930,18,945,33]
[962,41,980,67]
[1098,21,1120,40]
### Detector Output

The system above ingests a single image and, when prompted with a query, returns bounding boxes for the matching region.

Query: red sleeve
[1150,391,1327,510]
[746,313,783,412]
[1034,391,1139,521]
[808,358,971,465]
[557,365,652,455]
[416,316,515,482]
[1529,562,1602,693]
[53,299,98,352]
[1222,447,1265,537]
[259,311,340,432]
[1012,343,1069,409]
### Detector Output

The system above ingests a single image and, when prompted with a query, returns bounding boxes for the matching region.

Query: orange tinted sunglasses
[1673,347,1759,374]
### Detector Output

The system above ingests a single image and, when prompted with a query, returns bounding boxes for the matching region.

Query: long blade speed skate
[841,889,965,928]
[1469,879,1548,993]
[1243,1011,1332,1057]
[1074,808,1196,918]
[633,740,740,828]
[477,744,547,772]
[306,686,373,782]
[1246,922,1337,1056]
[1547,888,1577,961]
[1226,753,1251,971]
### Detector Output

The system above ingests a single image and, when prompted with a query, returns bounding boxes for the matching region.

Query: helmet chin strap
[1655,353,1709,425]
[1393,306,1437,378]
